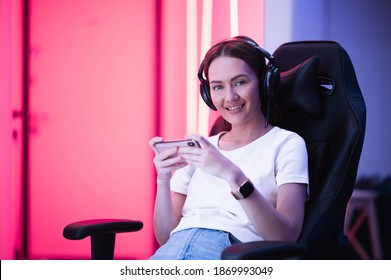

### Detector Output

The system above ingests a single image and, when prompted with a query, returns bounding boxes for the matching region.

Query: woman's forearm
[153,180,182,245]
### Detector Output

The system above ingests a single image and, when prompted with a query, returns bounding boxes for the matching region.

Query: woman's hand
[149,137,188,183]
[149,137,187,245]
[178,134,242,183]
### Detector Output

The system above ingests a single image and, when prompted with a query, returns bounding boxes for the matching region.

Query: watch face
[240,181,254,198]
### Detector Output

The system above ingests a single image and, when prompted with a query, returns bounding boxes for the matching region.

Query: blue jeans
[149,228,241,260]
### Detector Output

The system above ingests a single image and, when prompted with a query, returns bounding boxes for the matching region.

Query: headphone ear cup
[263,63,280,127]
[200,81,217,111]
[264,64,280,100]
[198,59,217,111]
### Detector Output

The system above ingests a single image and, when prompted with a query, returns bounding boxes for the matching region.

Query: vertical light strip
[197,0,213,135]
[186,0,198,134]
[230,0,239,37]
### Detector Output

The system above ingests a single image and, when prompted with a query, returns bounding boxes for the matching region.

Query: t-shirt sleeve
[170,165,196,195]
[275,133,309,187]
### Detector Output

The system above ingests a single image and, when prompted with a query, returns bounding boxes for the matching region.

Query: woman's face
[208,56,262,126]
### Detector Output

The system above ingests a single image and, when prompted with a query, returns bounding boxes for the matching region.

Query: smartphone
[154,139,201,154]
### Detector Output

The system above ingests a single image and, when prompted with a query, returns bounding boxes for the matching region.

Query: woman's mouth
[226,104,244,111]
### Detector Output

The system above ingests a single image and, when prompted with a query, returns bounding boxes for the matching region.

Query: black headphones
[197,37,280,126]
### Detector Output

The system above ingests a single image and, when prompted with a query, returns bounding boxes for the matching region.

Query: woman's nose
[225,86,239,101]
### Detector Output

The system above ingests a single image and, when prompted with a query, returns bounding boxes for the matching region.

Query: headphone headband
[202,37,275,67]
[226,37,275,64]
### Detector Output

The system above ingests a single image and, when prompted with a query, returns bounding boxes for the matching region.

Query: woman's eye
[234,80,246,86]
[212,85,223,90]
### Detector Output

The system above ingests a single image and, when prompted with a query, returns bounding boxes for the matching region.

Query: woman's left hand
[177,134,239,181]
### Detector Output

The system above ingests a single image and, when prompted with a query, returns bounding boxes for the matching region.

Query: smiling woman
[208,56,262,126]
[148,36,308,260]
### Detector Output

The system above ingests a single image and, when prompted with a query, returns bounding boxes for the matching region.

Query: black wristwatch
[231,180,254,200]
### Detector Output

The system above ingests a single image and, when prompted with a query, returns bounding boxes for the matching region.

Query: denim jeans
[149,228,241,260]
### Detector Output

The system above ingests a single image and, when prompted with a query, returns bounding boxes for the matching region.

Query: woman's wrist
[156,173,172,186]
[226,167,248,190]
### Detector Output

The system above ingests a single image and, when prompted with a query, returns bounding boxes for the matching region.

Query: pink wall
[28,0,158,259]
[0,0,14,260]
[0,0,24,260]
[1,0,265,259]
[160,0,187,139]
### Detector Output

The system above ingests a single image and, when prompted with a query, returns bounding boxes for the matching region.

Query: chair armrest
[63,218,143,240]
[221,241,307,260]
[63,219,143,259]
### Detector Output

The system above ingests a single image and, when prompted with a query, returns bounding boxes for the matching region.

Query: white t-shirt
[170,126,309,242]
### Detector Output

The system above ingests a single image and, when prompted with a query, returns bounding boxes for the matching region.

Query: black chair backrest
[273,41,366,259]
[210,41,366,259]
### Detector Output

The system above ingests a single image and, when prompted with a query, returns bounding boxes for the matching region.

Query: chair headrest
[277,55,323,118]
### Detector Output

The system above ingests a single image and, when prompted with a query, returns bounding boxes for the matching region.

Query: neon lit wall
[2,0,390,260]
[0,0,24,260]
[27,0,158,259]
[0,0,265,260]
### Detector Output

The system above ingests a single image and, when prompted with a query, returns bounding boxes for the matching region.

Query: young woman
[149,36,309,260]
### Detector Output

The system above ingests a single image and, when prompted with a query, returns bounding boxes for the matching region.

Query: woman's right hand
[149,137,188,183]
[149,137,187,245]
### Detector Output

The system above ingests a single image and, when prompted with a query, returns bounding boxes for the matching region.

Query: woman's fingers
[149,136,164,154]
[185,134,212,150]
